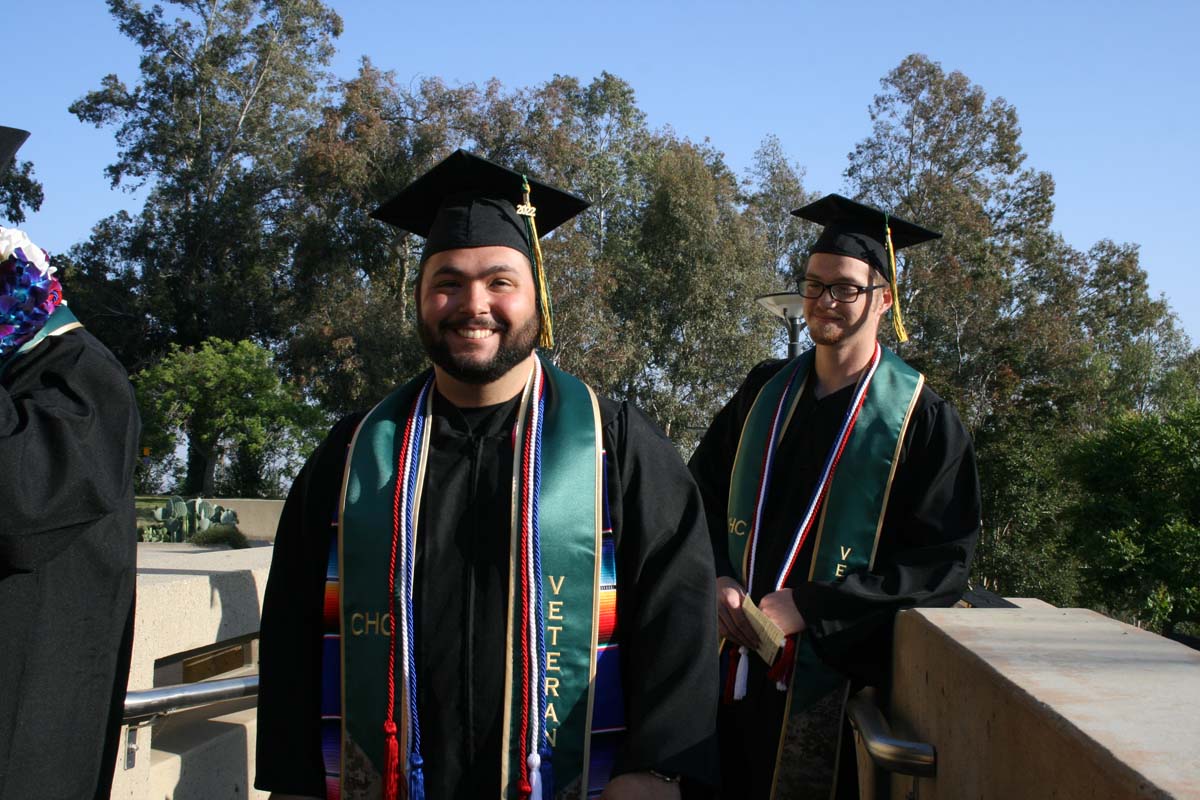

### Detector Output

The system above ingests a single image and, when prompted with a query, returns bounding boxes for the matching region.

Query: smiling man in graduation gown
[689,195,981,799]
[0,126,141,800]
[256,151,718,800]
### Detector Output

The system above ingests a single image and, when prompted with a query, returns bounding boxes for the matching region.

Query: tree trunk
[183,429,218,497]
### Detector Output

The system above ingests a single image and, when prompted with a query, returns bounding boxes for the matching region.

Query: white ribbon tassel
[527,752,542,800]
[733,645,750,700]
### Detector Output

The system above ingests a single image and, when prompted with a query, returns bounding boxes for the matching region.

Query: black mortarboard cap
[0,127,30,175]
[791,193,940,277]
[370,149,589,263]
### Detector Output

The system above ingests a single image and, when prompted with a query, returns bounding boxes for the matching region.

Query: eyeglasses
[798,278,889,303]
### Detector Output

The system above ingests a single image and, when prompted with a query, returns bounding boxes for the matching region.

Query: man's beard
[417,309,540,385]
[805,306,874,346]
[807,316,849,346]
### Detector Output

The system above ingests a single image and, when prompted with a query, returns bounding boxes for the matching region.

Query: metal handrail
[123,675,259,723]
[846,689,936,777]
[125,675,935,778]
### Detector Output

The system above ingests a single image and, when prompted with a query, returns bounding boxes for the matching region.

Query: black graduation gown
[688,358,981,799]
[0,329,140,800]
[256,387,719,799]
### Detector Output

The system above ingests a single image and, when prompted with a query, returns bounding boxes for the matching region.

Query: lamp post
[756,292,808,359]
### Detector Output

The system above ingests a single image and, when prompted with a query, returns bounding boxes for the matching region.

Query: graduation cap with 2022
[372,150,590,349]
[791,193,942,342]
[0,127,31,175]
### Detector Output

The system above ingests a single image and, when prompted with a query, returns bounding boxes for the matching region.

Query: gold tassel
[885,221,908,343]
[518,178,554,349]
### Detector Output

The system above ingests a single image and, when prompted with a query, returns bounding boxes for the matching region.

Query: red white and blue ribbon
[743,365,804,600]
[771,343,881,591]
[517,358,553,799]
[386,374,434,800]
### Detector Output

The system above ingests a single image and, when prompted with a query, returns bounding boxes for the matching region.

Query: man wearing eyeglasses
[689,194,981,799]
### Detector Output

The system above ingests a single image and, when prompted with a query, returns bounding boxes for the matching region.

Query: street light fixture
[756,292,808,358]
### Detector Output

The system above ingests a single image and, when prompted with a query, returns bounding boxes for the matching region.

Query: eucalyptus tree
[0,152,42,225]
[70,0,342,492]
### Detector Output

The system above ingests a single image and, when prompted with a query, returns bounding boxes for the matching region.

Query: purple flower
[0,253,64,359]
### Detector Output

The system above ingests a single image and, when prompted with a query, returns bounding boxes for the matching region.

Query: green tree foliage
[281,62,464,415]
[843,54,1194,602]
[846,53,1054,424]
[55,213,155,370]
[66,0,341,354]
[611,140,779,445]
[69,0,341,488]
[0,155,44,225]
[746,134,818,289]
[1079,239,1191,414]
[524,74,657,397]
[1068,404,1200,635]
[1154,350,1200,410]
[135,338,324,497]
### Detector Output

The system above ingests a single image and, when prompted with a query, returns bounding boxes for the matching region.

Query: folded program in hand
[740,595,786,666]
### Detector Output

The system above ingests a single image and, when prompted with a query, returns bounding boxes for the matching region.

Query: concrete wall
[212,498,285,541]
[888,606,1200,799]
[113,544,274,800]
[147,696,261,800]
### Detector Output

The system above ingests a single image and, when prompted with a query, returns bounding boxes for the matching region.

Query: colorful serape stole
[321,508,342,800]
[585,451,625,798]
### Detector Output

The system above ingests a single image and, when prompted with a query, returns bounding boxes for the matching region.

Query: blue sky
[13,0,1200,343]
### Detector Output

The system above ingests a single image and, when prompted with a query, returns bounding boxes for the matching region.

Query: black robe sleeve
[256,413,362,797]
[604,400,720,787]
[0,331,140,572]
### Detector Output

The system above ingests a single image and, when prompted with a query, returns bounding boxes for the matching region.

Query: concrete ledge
[890,607,1200,800]
[130,545,274,689]
[149,696,267,800]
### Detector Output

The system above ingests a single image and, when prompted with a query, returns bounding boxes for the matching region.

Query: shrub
[190,523,249,550]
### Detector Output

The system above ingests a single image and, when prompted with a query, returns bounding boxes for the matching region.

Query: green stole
[0,305,83,381]
[337,356,605,798]
[726,347,922,787]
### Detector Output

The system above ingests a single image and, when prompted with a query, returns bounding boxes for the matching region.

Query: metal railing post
[846,688,937,778]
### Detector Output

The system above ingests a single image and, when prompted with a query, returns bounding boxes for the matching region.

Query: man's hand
[759,589,806,636]
[600,771,682,800]
[716,576,761,649]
